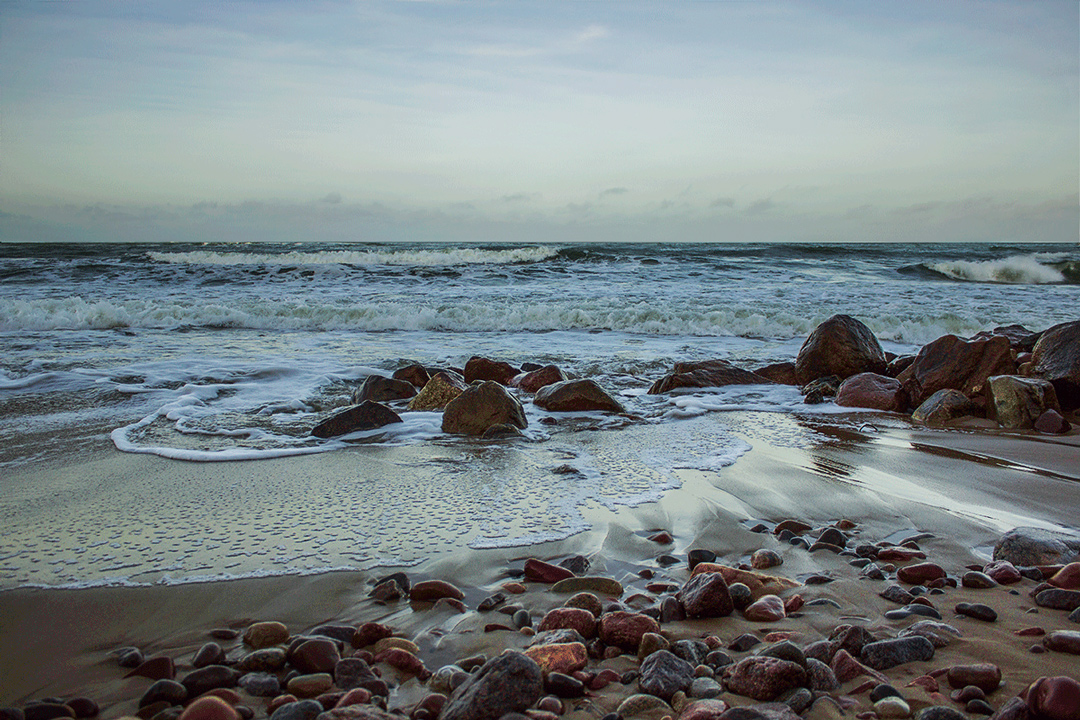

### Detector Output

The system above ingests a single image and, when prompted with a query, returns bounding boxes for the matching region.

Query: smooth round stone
[955,603,998,622]
[177,698,238,720]
[688,676,723,699]
[545,672,586,698]
[372,637,420,655]
[244,622,289,649]
[21,707,71,720]
[751,549,783,569]
[512,609,532,629]
[945,664,1002,693]
[550,576,623,596]
[1044,630,1080,655]
[286,674,332,698]
[897,562,946,585]
[267,700,323,720]
[1027,676,1080,720]
[961,571,997,589]
[744,595,786,622]
[235,648,286,673]
[615,693,673,720]
[637,632,670,660]
[63,699,97,720]
[237,673,280,697]
[116,647,144,668]
[563,592,603,618]
[965,699,994,716]
[687,549,717,570]
[536,697,561,714]
[140,680,188,709]
[875,697,912,718]
[914,708,967,720]
[728,583,753,612]
[818,527,848,548]
[869,684,902,702]
[728,633,760,652]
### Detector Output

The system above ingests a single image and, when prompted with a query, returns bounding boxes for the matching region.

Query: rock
[193,643,226,669]
[1049,562,1080,589]
[352,375,417,404]
[177,698,239,720]
[751,549,783,570]
[392,364,429,389]
[801,375,840,403]
[287,673,332,698]
[616,694,673,720]
[62,700,96,720]
[797,316,886,387]
[534,379,626,413]
[836,373,908,412]
[407,372,468,411]
[688,549,718,570]
[442,381,527,435]
[563,591,603,617]
[244,621,289,649]
[945,664,1002,693]
[410,579,464,603]
[289,639,340,675]
[955,603,998,622]
[374,647,427,677]
[874,697,912,719]
[961,571,997,589]
[311,401,402,438]
[21,707,72,720]
[723,656,807,702]
[805,658,838,692]
[649,360,774,394]
[1036,588,1080,611]
[911,389,981,424]
[1035,409,1072,434]
[830,649,886,684]
[880,585,915,605]
[269,700,323,720]
[599,611,661,652]
[523,643,587,675]
[639,650,695,702]
[898,621,961,648]
[716,705,801,720]
[524,558,575,583]
[334,659,387,695]
[913,708,966,720]
[545,672,585,698]
[678,572,734,618]
[515,366,566,393]
[743,595,786,622]
[983,560,1024,584]
[688,677,724,700]
[672,640,710,667]
[140,680,189,708]
[317,706,395,720]
[1026,676,1080,720]
[125,656,176,680]
[1044,630,1080,654]
[236,648,287,673]
[986,375,1061,429]
[440,651,543,720]
[551,576,623,596]
[463,357,518,385]
[537,608,596,638]
[754,362,798,386]
[860,636,934,670]
[898,334,1015,408]
[1028,320,1080,410]
[897,562,946,585]
[679,699,730,719]
[181,666,241,698]
[238,672,280,697]
[115,646,144,668]
[994,527,1080,567]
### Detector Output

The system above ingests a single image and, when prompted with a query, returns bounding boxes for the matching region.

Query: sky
[0,0,1077,243]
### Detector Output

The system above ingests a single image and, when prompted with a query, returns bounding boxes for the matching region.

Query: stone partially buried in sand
[994,527,1080,567]
[648,359,774,394]
[310,401,402,438]
[794,315,887,386]
[442,381,527,435]
[835,372,908,412]
[723,656,808,701]
[911,389,980,424]
[533,379,625,413]
[985,375,1061,429]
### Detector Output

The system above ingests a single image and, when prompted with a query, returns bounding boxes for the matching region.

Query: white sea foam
[928,254,1065,284]
[147,246,560,267]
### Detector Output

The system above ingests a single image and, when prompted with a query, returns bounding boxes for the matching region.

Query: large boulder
[407,372,468,411]
[897,334,1015,408]
[911,389,980,424]
[463,357,518,386]
[973,324,1041,353]
[794,315,886,386]
[392,364,430,389]
[514,365,567,393]
[985,375,1061,429]
[311,401,402,438]
[835,373,908,412]
[534,379,625,413]
[1028,320,1080,411]
[351,375,417,404]
[442,381,527,435]
[994,527,1080,567]
[754,362,797,386]
[440,651,543,720]
[648,360,774,394]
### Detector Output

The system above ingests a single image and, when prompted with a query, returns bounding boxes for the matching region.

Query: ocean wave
[923,254,1072,284]
[147,246,560,267]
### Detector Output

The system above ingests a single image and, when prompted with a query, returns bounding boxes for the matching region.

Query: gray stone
[1035,588,1080,611]
[688,677,724,699]
[180,665,240,697]
[311,401,402,438]
[986,375,1060,429]
[352,375,416,404]
[238,672,280,697]
[269,700,324,720]
[955,603,998,622]
[994,527,1080,566]
[638,650,694,702]
[678,572,734,618]
[860,636,935,670]
[440,651,543,720]
[914,708,967,720]
[139,680,187,709]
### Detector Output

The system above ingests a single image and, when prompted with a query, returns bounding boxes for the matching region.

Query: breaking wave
[919,254,1077,285]
[147,246,560,267]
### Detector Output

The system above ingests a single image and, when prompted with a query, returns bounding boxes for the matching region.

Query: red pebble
[178,698,239,720]
[589,669,621,690]
[334,689,372,708]
[1015,627,1046,637]
[783,595,804,614]
[375,648,429,678]
[1026,676,1080,720]
[124,656,176,680]
[907,675,940,693]
[850,680,876,694]
[266,696,297,715]
[1049,562,1080,590]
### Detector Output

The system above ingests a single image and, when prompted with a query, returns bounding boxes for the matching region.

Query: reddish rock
[441,381,527,435]
[311,401,402,439]
[333,689,372,708]
[983,560,1024,585]
[289,639,340,675]
[515,365,566,393]
[754,362,797,386]
[783,595,804,614]
[409,580,464,603]
[743,595,786,622]
[986,375,1061,429]
[533,379,626,413]
[524,642,588,675]
[463,357,518,385]
[1049,562,1080,590]
[524,559,575,584]
[751,549,783,570]
[794,315,887,385]
[911,388,981,423]
[1026,676,1080,720]
[1028,320,1080,411]
[352,622,393,648]
[945,663,1002,693]
[896,562,946,585]
[407,372,468,411]
[352,375,417,404]
[1036,409,1072,434]
[598,611,660,652]
[830,649,886,684]
[835,373,908,412]
[536,607,597,638]
[649,359,774,394]
[374,648,428,677]
[774,520,812,535]
[877,547,927,562]
[178,698,239,720]
[677,699,730,720]
[723,656,807,701]
[392,364,429,389]
[125,656,176,680]
[898,334,1015,408]
[677,572,734,618]
[1044,630,1080,655]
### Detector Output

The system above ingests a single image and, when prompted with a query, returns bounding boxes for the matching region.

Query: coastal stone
[801,375,840,403]
[1049,562,1080,589]
[1035,409,1071,434]
[754,362,797,385]
[688,548,718,569]
[236,648,287,673]
[406,371,467,411]
[544,672,585,698]
[898,620,961,648]
[911,389,980,424]
[193,643,226,668]
[679,698,729,719]
[599,611,660,652]
[751,549,783,569]
[678,572,734,618]
[372,637,419,655]
[524,642,587,675]
[21,706,72,720]
[551,576,623,596]
[62,700,96,720]
[116,646,144,668]
[688,677,724,700]
[757,641,806,670]
[877,547,926,562]
[311,401,402,438]
[289,639,340,675]
[1036,588,1080,611]
[639,650,695,702]
[1026,676,1080,720]
[244,622,290,649]
[238,672,280,697]
[515,365,566,393]
[983,560,1023,584]
[177,698,239,720]
[723,656,807,702]
[374,647,427,677]
[874,697,911,719]
[836,373,908,412]
[563,591,603,617]
[442,381,527,435]
[728,583,752,611]
[269,700,323,720]
[140,680,189,709]
[994,527,1080,567]
[649,360,773,394]
[1028,320,1080,410]
[512,608,531,628]
[333,659,387,696]
[880,585,915,605]
[715,704,801,720]
[955,603,998,622]
[317,706,395,720]
[896,562,946,585]
[805,658,838,692]
[830,650,886,684]
[409,579,464,603]
[945,664,1001,693]
[440,651,543,720]
[1044,630,1080,654]
[637,632,670,660]
[616,694,673,720]
[795,315,887,385]
[831,625,877,657]
[961,571,997,589]
[534,379,626,413]
[351,375,416,404]
[913,709,966,720]
[672,640,710,667]
[126,656,176,681]
[816,527,847,548]
[287,674,332,698]
[182,666,240,698]
[898,333,1015,408]
[728,633,761,652]
[885,603,941,621]
[392,364,429,389]
[860,636,934,670]
[986,375,1061,429]
[524,558,575,583]
[774,520,812,535]
[744,595,785,622]
[463,357,518,385]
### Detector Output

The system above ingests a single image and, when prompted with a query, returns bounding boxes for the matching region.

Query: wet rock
[537,607,596,638]
[897,562,946,585]
[551,576,622,595]
[994,527,1080,567]
[795,315,887,385]
[688,677,724,700]
[961,571,997,589]
[524,558,575,583]
[805,658,838,692]
[1028,319,1080,411]
[836,373,908,412]
[1043,630,1080,654]
[391,364,429,389]
[182,666,240,698]
[722,656,807,702]
[523,643,587,675]
[728,634,760,652]
[1036,588,1080,611]
[911,389,981,424]
[244,622,290,649]
[672,640,710,667]
[885,604,942,621]
[860,636,934,670]
[983,560,1024,585]
[333,659,387,696]
[140,680,188,709]
[311,401,402,438]
[563,591,603,617]
[649,360,774,394]
[743,595,785,622]
[638,632,670,661]
[639,650,694,702]
[945,664,1001,693]
[463,357,518,385]
[440,651,543,720]
[1026,675,1080,720]
[874,697,912,719]
[955,603,998,622]
[534,379,626,413]
[830,649,885,684]
[615,694,672,720]
[125,656,176,681]
[269,700,323,720]
[599,611,660,652]
[513,365,566,393]
[236,648,287,673]
[913,707,966,720]
[1035,408,1072,434]
[442,381,527,435]
[192,643,225,669]
[986,375,1061,429]
[287,674,332,698]
[898,620,961,648]
[62,700,95,720]
[755,362,797,385]
[750,549,783,570]
[716,704,801,720]
[22,706,73,720]
[238,672,280,697]
[407,372,467,411]
[898,333,1015,409]
[410,579,464,603]
[289,639,340,675]
[728,583,752,612]
[1049,562,1080,590]
[880,585,915,605]
[680,698,729,718]
[352,375,416,404]
[678,572,734,618]
[115,646,144,668]
[177,698,239,720]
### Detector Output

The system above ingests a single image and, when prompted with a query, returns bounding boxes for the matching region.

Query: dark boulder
[442,381,527,435]
[351,376,416,404]
[407,372,468,411]
[534,379,625,413]
[835,373,908,412]
[1028,320,1080,410]
[649,360,774,394]
[311,401,402,438]
[463,357,518,386]
[898,334,1015,408]
[794,315,886,386]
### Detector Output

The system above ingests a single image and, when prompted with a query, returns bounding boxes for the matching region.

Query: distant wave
[147,246,560,267]
[913,253,1078,285]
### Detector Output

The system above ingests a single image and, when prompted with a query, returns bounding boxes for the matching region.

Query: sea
[1,241,1078,589]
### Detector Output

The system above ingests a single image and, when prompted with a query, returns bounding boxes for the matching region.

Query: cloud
[574,24,610,44]
[599,187,629,198]
[710,197,735,208]
[744,198,775,215]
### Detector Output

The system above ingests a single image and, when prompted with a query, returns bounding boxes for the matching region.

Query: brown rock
[515,365,566,393]
[563,592,603,617]
[440,651,543,720]
[193,643,225,669]
[536,608,597,638]
[352,622,393,648]
[898,333,1015,408]
[463,357,518,385]
[311,401,402,438]
[374,647,428,677]
[911,388,981,423]
[1035,408,1072,434]
[835,373,908,412]
[1049,562,1080,590]
[244,621,289,649]
[677,699,730,720]
[534,379,626,413]
[986,375,1061,429]
[754,362,797,386]
[442,381,527,435]
[352,375,417,404]
[125,656,176,680]
[743,595,786,622]
[774,520,812,535]
[876,547,926,562]
[289,638,340,675]
[794,315,887,385]
[392,364,429,389]
[994,528,1080,567]
[524,558,575,583]
[751,549,783,570]
[410,579,464,603]
[689,562,800,598]
[1044,630,1080,655]
[648,360,774,394]
[829,649,886,684]
[287,673,333,698]
[1026,675,1080,720]
[407,372,468,411]
[677,572,734,618]
[598,611,661,652]
[235,648,287,673]
[177,698,239,720]
[1028,320,1080,411]
[723,656,807,701]
[523,642,588,675]
[896,562,946,584]
[333,688,372,708]
[983,560,1024,584]
[946,663,1002,693]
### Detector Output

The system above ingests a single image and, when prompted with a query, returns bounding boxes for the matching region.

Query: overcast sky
[1,0,1076,243]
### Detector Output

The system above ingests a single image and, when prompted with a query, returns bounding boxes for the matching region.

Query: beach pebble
[369,579,404,603]
[869,684,901,702]
[638,632,670,660]
[1035,588,1080,611]
[238,673,280,697]
[860,637,934,670]
[638,650,694,702]
[678,699,730,719]
[477,593,505,612]
[751,549,783,569]
[512,609,531,629]
[599,611,660,652]
[913,708,966,720]
[140,680,188,709]
[524,642,587,675]
[728,634,760,652]
[177,698,238,720]
[880,585,915,606]
[950,685,985,703]
[115,646,145,668]
[551,576,623,596]
[1070,606,1080,623]
[983,560,1024,585]
[182,666,240,698]
[440,652,543,720]
[289,639,340,675]
[616,693,672,720]
[877,547,926,562]
[817,527,848,548]
[192,643,225,669]
[409,580,464,603]
[351,623,393,649]
[954,603,998,622]
[896,563,946,585]
[334,659,387,696]
[898,620,961,648]
[993,527,1080,567]
[678,572,733,618]
[244,622,289,649]
[563,592,603,617]
[268,700,322,720]
[723,656,807,702]
[125,656,176,681]
[372,637,419,656]
[21,706,69,720]
[286,674,332,698]
[1048,562,1080,589]
[965,699,994,716]
[1026,676,1080,720]
[945,664,1001,693]
[885,604,941,621]
[805,658,838,692]
[830,650,885,684]
[544,672,585,698]
[727,583,752,612]
[960,571,997,589]
[524,558,574,584]
[687,549,717,570]
[744,595,786,622]
[1043,630,1080,654]
[688,677,723,699]
[62,699,96,720]
[861,563,886,580]
[537,608,597,638]
[781,687,814,714]
[874,698,911,718]
[235,648,286,673]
